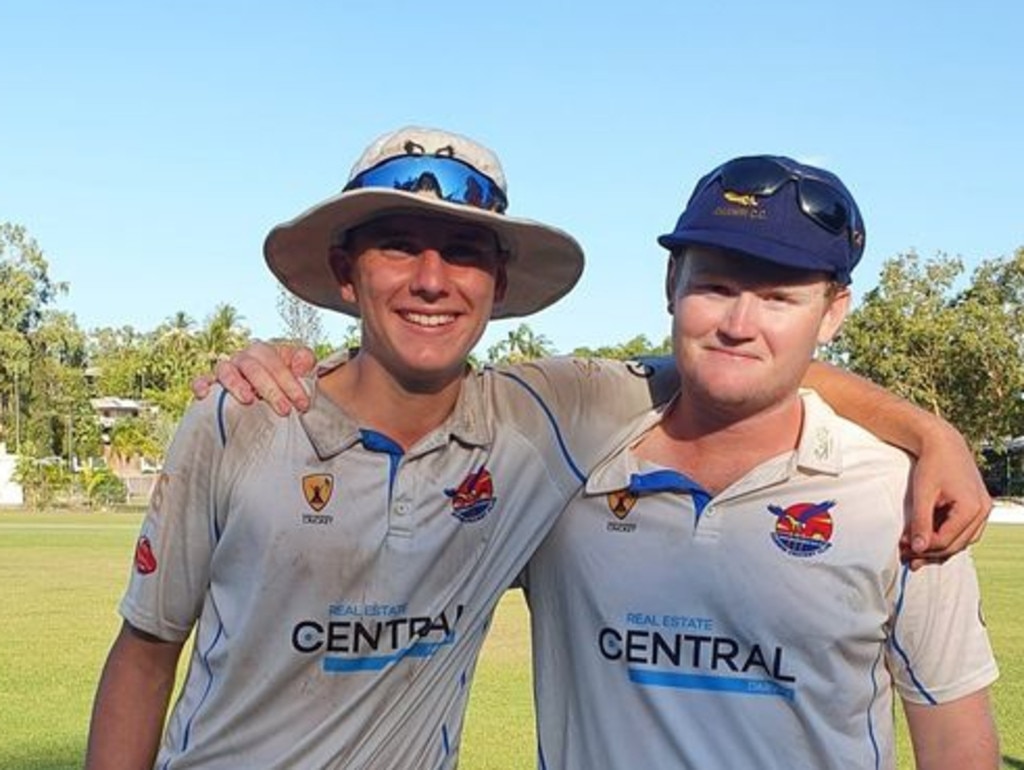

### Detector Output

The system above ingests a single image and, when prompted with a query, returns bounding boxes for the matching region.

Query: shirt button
[395,502,411,516]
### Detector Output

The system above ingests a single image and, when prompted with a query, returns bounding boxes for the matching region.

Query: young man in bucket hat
[86,125,682,770]
[108,127,989,769]
[521,155,999,769]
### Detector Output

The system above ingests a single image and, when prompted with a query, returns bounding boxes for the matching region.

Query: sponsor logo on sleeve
[133,535,157,574]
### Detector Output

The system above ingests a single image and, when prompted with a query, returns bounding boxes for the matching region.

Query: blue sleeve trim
[890,564,938,705]
[161,622,226,768]
[216,389,229,448]
[496,370,585,484]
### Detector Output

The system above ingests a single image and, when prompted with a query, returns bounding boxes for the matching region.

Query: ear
[329,246,358,305]
[664,256,680,315]
[816,287,851,344]
[493,260,509,305]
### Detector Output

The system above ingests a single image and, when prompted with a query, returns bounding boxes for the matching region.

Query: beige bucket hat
[264,126,584,319]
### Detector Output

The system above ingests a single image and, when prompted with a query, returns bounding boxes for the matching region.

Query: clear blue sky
[3,1,1022,355]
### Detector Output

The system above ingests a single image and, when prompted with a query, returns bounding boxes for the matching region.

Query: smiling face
[668,244,850,421]
[333,213,508,391]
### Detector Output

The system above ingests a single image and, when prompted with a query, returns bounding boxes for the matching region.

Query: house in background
[0,443,24,505]
[89,396,160,502]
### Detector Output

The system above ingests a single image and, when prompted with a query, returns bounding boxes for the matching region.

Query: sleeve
[117,393,230,642]
[505,355,680,473]
[887,550,999,705]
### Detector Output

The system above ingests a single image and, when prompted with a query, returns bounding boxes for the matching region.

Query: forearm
[803,360,954,456]
[904,690,1000,770]
[85,623,183,770]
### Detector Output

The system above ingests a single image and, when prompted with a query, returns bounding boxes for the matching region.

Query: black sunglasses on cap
[343,154,509,214]
[692,156,864,258]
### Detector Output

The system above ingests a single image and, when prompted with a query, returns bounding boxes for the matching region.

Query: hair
[667,247,846,301]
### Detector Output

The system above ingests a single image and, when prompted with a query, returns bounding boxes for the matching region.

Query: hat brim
[657,229,847,281]
[265,188,584,319]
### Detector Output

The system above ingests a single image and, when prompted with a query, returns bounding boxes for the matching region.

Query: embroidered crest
[607,489,639,519]
[302,474,334,512]
[445,466,497,523]
[768,500,836,558]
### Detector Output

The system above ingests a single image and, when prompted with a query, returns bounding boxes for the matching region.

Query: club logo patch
[723,190,759,207]
[303,474,334,512]
[607,489,638,519]
[445,466,497,523]
[134,535,157,574]
[768,500,835,557]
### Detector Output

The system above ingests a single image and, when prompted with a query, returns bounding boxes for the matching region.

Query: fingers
[904,494,938,556]
[231,341,310,415]
[285,345,318,378]
[190,373,216,400]
[212,359,256,405]
[901,497,993,570]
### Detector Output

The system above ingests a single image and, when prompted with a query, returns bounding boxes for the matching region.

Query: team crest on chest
[767,500,835,557]
[302,474,334,512]
[607,489,638,519]
[445,466,497,523]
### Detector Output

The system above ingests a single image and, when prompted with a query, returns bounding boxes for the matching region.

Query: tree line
[2,221,1023,504]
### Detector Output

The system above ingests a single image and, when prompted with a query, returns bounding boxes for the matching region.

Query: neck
[637,393,804,494]
[317,353,466,450]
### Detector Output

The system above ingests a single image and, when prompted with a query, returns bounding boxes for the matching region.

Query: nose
[409,248,449,298]
[719,292,758,340]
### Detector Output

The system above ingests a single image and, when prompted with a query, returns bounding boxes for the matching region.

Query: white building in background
[0,442,24,506]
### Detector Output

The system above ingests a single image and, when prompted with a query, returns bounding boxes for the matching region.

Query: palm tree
[198,304,249,368]
[486,323,554,364]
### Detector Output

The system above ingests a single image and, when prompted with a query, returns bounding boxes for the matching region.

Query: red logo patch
[134,535,158,574]
[445,466,497,522]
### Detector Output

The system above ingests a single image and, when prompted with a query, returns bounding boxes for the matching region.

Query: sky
[2,1,1023,356]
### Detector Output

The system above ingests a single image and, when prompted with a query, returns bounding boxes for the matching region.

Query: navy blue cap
[657,155,865,284]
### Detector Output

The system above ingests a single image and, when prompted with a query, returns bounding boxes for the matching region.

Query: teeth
[404,312,455,327]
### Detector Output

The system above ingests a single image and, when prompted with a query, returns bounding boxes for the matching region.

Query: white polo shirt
[119,355,677,769]
[523,391,998,770]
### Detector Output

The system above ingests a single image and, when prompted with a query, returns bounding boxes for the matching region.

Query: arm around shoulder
[803,361,991,559]
[85,621,185,770]
[903,688,999,770]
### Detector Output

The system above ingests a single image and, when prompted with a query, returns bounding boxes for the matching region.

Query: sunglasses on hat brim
[693,157,864,259]
[343,154,508,214]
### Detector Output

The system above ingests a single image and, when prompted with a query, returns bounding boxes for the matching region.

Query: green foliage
[571,333,672,360]
[487,323,554,364]
[825,248,1024,448]
[13,450,73,510]
[78,466,127,507]
[108,416,163,466]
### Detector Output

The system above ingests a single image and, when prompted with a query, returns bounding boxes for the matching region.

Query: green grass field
[0,510,1020,769]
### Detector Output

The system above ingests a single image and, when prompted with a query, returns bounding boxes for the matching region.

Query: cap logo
[723,190,759,208]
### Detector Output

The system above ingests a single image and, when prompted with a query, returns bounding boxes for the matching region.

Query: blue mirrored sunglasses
[693,157,864,258]
[343,154,508,214]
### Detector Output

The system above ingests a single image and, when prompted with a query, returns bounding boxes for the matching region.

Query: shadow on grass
[1004,755,1024,769]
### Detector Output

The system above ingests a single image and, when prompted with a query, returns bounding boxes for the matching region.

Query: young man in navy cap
[522,155,999,769]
